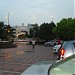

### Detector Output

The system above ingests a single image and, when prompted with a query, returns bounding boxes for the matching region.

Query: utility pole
[8,13,9,25]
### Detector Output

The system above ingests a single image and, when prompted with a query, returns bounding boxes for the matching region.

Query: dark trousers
[54,43,56,46]
[33,44,35,50]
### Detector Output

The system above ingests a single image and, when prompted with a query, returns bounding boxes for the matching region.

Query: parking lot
[0,44,57,75]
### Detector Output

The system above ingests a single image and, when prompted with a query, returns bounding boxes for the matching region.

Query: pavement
[0,43,57,75]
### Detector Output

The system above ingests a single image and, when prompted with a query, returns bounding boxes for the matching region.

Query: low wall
[0,41,17,48]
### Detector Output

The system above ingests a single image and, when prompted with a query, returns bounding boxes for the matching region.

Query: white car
[53,44,61,53]
[44,40,58,47]
[21,54,75,75]
[57,41,75,60]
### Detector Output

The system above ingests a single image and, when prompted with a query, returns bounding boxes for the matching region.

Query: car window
[48,55,75,75]
[58,41,70,52]
[64,42,73,50]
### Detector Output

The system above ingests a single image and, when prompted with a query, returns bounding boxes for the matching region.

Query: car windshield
[48,54,75,75]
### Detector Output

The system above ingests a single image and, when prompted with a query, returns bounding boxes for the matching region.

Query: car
[57,40,75,60]
[44,39,63,47]
[44,40,58,47]
[21,54,75,75]
[53,44,61,54]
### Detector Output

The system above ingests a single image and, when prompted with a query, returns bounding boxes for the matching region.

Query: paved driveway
[0,44,57,75]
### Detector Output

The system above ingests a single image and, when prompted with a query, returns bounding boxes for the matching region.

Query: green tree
[0,21,7,40]
[29,23,39,38]
[39,22,56,41]
[6,25,13,36]
[33,23,39,38]
[53,18,75,40]
[29,28,34,38]
[0,21,13,40]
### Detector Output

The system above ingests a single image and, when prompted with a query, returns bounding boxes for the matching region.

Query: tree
[29,23,39,38]
[33,23,39,38]
[29,28,34,38]
[53,18,75,40]
[0,21,7,40]
[38,22,56,41]
[6,25,13,36]
[0,21,13,40]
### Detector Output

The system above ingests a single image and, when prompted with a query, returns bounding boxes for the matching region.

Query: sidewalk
[0,44,57,75]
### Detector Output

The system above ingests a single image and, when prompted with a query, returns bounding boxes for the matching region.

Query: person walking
[32,39,35,50]
[54,39,56,46]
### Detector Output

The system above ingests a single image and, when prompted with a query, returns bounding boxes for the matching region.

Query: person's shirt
[32,40,35,45]
[58,39,61,45]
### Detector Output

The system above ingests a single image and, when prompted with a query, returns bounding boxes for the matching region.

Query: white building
[12,25,28,37]
[12,24,35,38]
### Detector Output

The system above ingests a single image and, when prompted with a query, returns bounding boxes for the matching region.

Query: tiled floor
[0,44,57,75]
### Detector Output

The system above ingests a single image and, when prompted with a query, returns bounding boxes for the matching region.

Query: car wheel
[47,44,50,47]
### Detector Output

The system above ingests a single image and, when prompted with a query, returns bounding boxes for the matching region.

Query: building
[27,24,35,35]
[12,23,35,39]
[12,25,28,38]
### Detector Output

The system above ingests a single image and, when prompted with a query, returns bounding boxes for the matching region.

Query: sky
[0,0,74,26]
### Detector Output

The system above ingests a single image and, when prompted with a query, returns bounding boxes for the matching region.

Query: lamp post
[15,26,19,43]
[6,13,12,25]
[6,13,9,25]
[8,13,9,25]
[6,13,12,40]
[51,16,53,21]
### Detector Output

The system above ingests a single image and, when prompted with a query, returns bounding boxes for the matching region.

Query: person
[32,39,35,50]
[54,39,56,46]
[58,38,61,45]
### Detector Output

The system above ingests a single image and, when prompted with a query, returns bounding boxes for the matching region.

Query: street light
[6,13,12,25]
[6,13,12,41]
[51,16,53,21]
[15,26,19,43]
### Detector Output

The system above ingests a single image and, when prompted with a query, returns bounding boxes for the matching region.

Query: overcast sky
[0,0,74,26]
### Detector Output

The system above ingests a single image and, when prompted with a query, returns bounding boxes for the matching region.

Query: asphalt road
[0,43,57,75]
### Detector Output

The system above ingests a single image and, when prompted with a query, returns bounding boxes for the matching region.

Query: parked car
[53,44,61,54]
[21,54,75,75]
[44,40,63,47]
[44,40,58,47]
[57,40,75,60]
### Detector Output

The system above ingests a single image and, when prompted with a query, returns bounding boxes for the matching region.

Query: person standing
[58,38,61,45]
[54,39,56,46]
[32,39,35,50]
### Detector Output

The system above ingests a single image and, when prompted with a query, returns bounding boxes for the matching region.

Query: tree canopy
[53,18,75,40]
[0,21,13,40]
[38,21,56,40]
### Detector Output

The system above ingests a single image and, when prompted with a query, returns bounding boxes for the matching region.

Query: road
[0,43,57,75]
